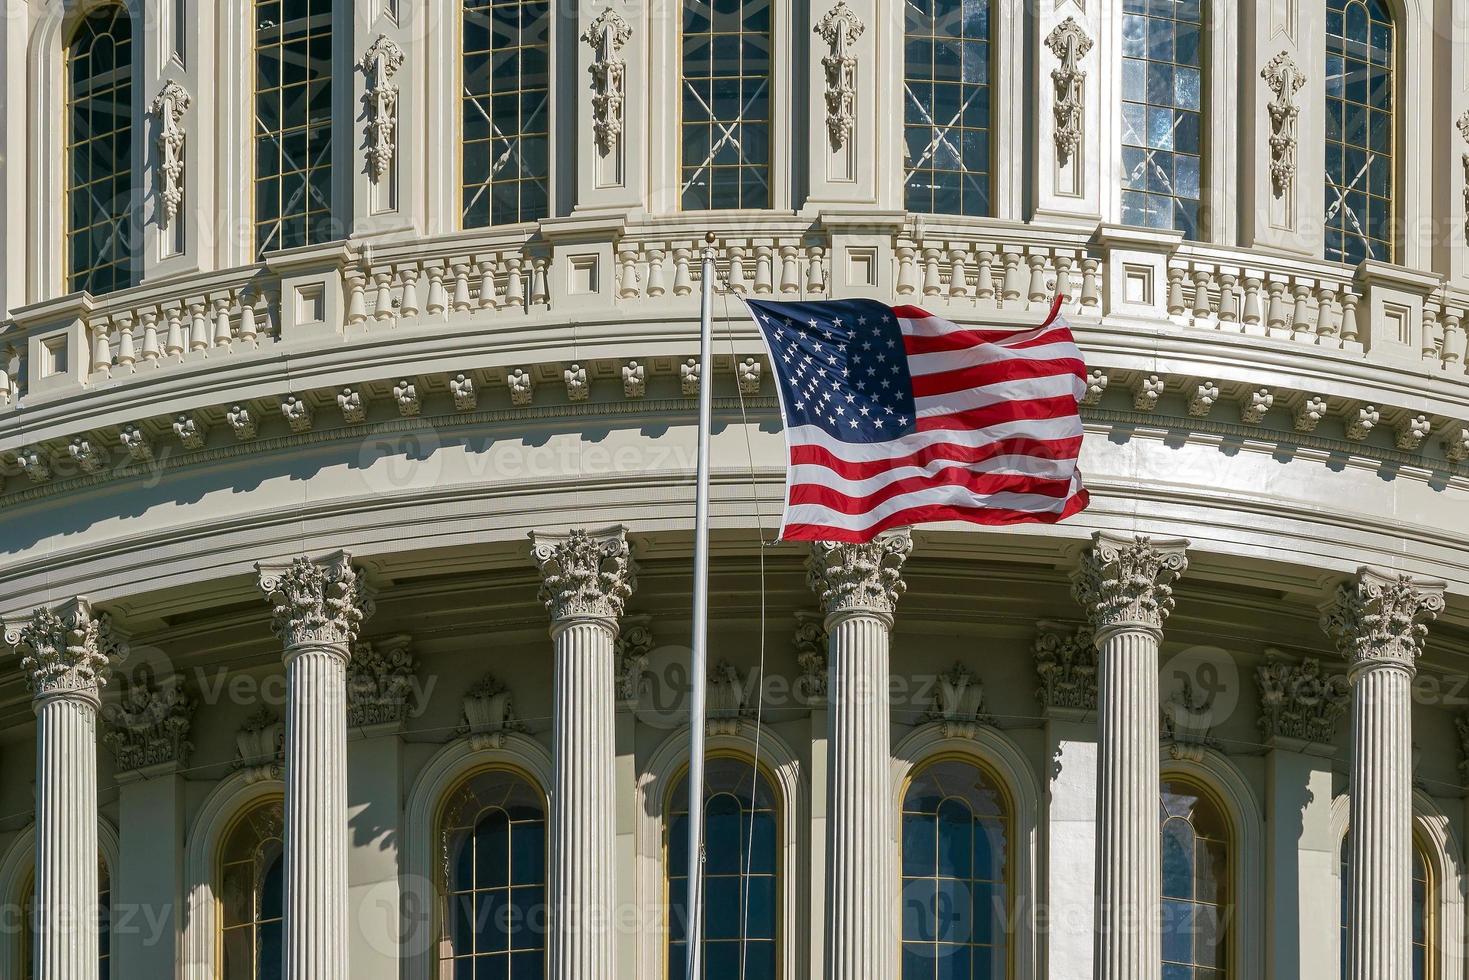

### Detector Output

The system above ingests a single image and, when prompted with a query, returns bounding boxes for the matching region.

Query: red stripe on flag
[910,357,1088,398]
[780,490,1092,543]
[790,471,1077,515]
[789,435,1084,480]
[915,396,1082,432]
[903,325,1081,356]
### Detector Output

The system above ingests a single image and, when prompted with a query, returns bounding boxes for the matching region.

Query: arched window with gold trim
[1324,0,1395,264]
[1339,833,1432,978]
[899,757,1010,980]
[667,756,779,979]
[65,4,136,296]
[218,798,285,980]
[1160,778,1230,979]
[438,766,548,979]
[21,858,112,980]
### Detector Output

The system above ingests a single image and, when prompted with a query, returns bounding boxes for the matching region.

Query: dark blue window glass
[1324,0,1394,264]
[219,799,285,980]
[1159,780,1228,979]
[681,1,772,209]
[904,0,992,216]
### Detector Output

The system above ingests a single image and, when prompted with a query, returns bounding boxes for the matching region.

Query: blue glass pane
[1162,820,1195,899]
[903,878,938,942]
[904,813,938,876]
[477,812,510,890]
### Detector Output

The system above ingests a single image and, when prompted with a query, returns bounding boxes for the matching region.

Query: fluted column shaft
[1073,532,1189,980]
[548,618,618,975]
[530,527,636,980]
[1322,569,1445,980]
[824,610,894,978]
[282,645,351,980]
[34,692,100,980]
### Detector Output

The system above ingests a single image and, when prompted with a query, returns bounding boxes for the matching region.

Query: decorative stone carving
[1162,677,1216,761]
[281,395,313,433]
[233,707,285,782]
[257,551,375,652]
[1457,109,1469,243]
[508,368,535,407]
[102,674,194,772]
[680,357,701,397]
[614,618,654,707]
[119,423,153,463]
[1457,711,1469,778]
[1396,414,1431,451]
[530,526,636,623]
[173,413,206,449]
[151,79,191,227]
[1046,17,1093,165]
[1072,532,1189,636]
[392,379,420,417]
[450,373,478,412]
[1133,374,1164,412]
[793,611,828,705]
[736,357,762,395]
[459,673,526,749]
[1033,621,1098,712]
[226,404,257,441]
[708,659,754,735]
[582,8,632,155]
[1255,651,1349,745]
[69,436,105,475]
[1082,369,1109,406]
[1261,52,1305,196]
[807,530,912,618]
[16,446,51,484]
[338,387,367,423]
[1295,396,1328,433]
[814,2,864,150]
[1187,381,1219,418]
[1444,425,1469,464]
[1241,388,1274,425]
[1346,405,1379,441]
[1321,569,1446,670]
[622,359,646,399]
[359,34,405,182]
[564,363,590,402]
[922,662,991,739]
[346,633,416,728]
[4,598,126,701]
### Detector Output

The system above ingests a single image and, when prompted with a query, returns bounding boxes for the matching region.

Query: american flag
[745,295,1090,543]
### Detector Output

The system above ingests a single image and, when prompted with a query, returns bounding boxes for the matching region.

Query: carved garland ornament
[4,598,127,701]
[151,79,192,227]
[1321,569,1445,670]
[530,527,637,623]
[615,619,655,706]
[359,34,406,183]
[1033,621,1098,712]
[814,2,865,150]
[103,675,195,772]
[807,530,912,618]
[793,611,828,704]
[257,552,376,652]
[582,8,633,155]
[1071,532,1189,636]
[1045,17,1093,166]
[1255,652,1349,744]
[1261,52,1305,197]
[346,633,417,728]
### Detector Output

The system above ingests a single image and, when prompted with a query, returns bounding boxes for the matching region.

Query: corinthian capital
[3,597,127,703]
[1071,532,1189,637]
[1321,568,1445,671]
[530,526,636,623]
[256,552,375,653]
[807,530,912,619]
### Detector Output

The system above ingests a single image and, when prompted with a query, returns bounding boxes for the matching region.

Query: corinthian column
[1071,532,1189,980]
[530,527,636,980]
[1322,569,1445,980]
[257,553,375,980]
[807,530,911,980]
[4,598,125,980]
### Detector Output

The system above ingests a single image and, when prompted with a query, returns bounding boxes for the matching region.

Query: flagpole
[685,231,717,980]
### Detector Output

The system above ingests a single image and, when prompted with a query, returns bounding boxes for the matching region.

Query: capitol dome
[1,1,1467,979]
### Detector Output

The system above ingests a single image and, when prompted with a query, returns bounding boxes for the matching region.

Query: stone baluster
[114,312,136,368]
[140,310,161,362]
[530,528,637,980]
[1191,270,1213,322]
[975,249,996,301]
[1216,273,1238,326]
[1028,253,1050,304]
[1322,570,1446,980]
[1241,277,1263,334]
[808,532,912,979]
[896,246,918,296]
[372,272,395,322]
[399,266,421,317]
[1053,254,1075,304]
[1080,258,1101,309]
[90,319,113,377]
[188,301,210,352]
[1422,305,1444,363]
[1265,281,1288,337]
[1165,268,1187,316]
[345,271,368,326]
[5,599,126,980]
[806,245,826,294]
[1291,284,1314,341]
[922,247,942,296]
[726,245,747,295]
[256,553,375,980]
[618,248,641,299]
[1316,285,1341,343]
[1443,309,1466,369]
[451,263,473,313]
[1340,292,1361,345]
[531,256,549,305]
[212,295,234,347]
[780,245,801,295]
[164,305,186,357]
[238,291,259,344]
[649,248,670,296]
[1072,532,1190,980]
[673,248,693,296]
[1001,251,1024,303]
[424,263,448,316]
[505,258,526,308]
[477,257,499,310]
[949,247,971,298]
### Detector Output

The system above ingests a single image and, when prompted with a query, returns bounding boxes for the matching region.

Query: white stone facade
[3,1,1469,979]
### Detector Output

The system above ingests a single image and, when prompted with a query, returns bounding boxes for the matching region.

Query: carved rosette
[1261,52,1305,197]
[102,675,195,772]
[1255,652,1349,745]
[151,79,192,227]
[4,597,127,703]
[1070,532,1189,638]
[1320,569,1446,674]
[257,551,376,654]
[814,2,865,150]
[807,530,912,619]
[346,633,417,728]
[582,8,633,155]
[359,34,406,182]
[922,662,992,740]
[1033,621,1098,712]
[793,611,829,705]
[614,618,654,707]
[530,526,636,624]
[1045,17,1093,165]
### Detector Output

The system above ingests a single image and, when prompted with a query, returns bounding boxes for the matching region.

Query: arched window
[21,859,112,979]
[254,0,334,255]
[667,756,779,979]
[218,798,285,980]
[462,0,551,228]
[680,0,772,210]
[1160,778,1229,978]
[903,0,993,216]
[1324,0,1394,264]
[1119,0,1204,238]
[66,5,136,296]
[439,767,548,978]
[899,757,1010,980]
[1338,833,1432,978]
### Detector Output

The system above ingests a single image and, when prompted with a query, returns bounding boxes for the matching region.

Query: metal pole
[685,232,717,980]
